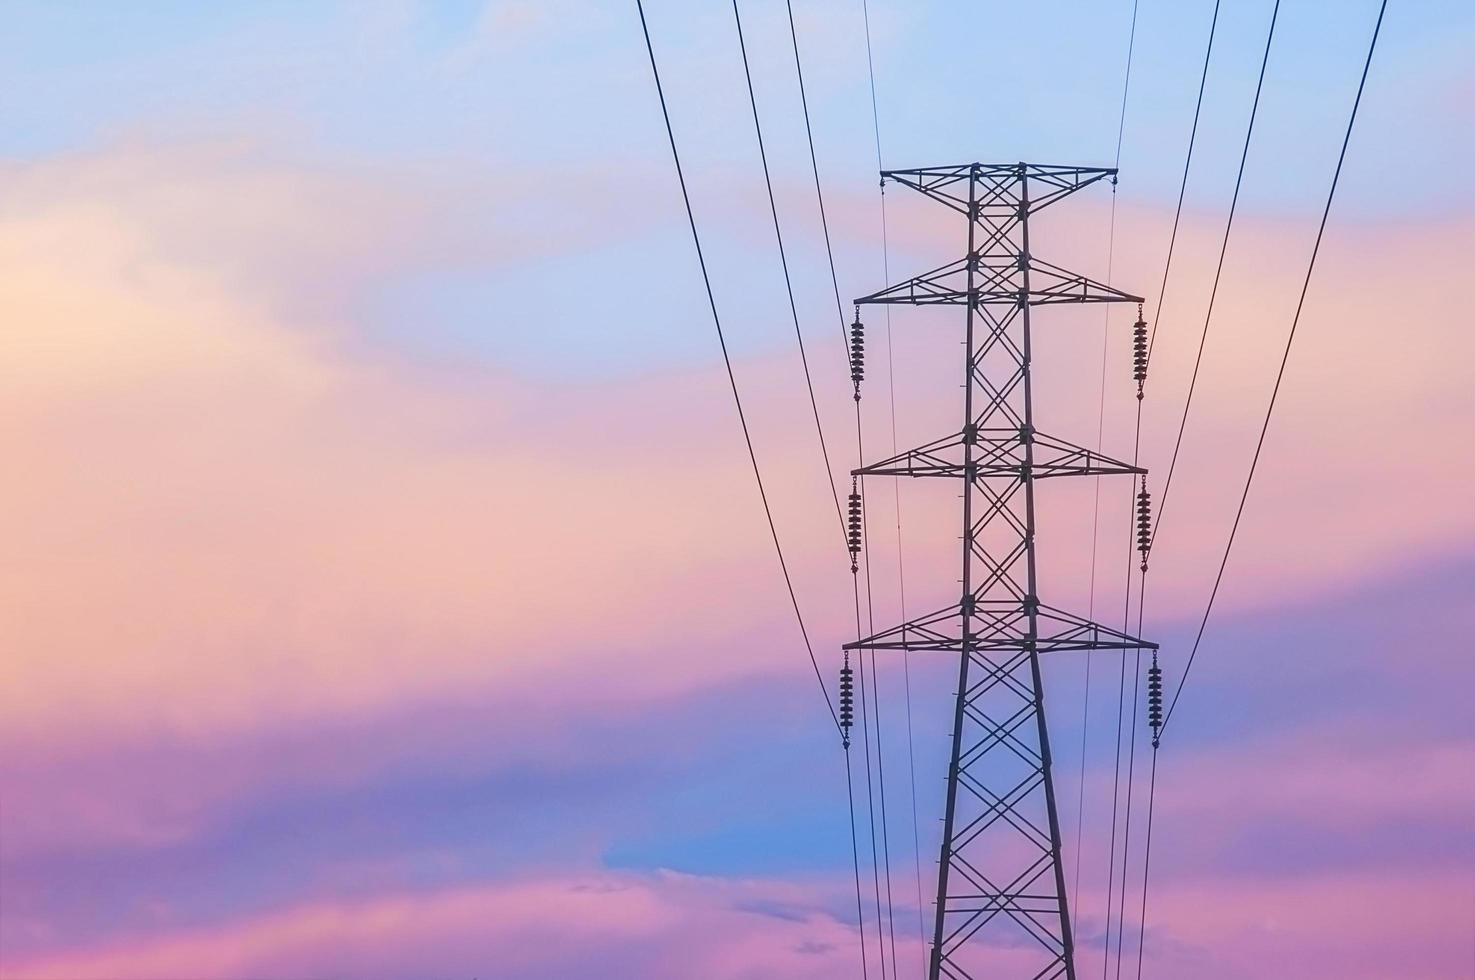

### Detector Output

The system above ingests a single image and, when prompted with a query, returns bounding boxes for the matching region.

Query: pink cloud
[1,146,1471,980]
[2,872,876,980]
[5,152,1468,755]
[1128,868,1473,978]
[9,865,1467,979]
[1152,734,1475,832]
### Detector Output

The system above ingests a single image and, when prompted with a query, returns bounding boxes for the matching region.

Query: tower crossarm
[881,163,1117,216]
[852,428,1144,480]
[855,254,1142,307]
[842,600,1156,655]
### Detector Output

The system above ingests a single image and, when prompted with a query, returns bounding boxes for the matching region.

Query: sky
[0,1,1472,977]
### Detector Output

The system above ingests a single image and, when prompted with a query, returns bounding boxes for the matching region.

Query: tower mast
[847,162,1156,979]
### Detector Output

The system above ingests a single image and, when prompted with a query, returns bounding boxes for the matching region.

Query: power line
[1132,744,1160,980]
[783,0,850,355]
[1076,206,1110,927]
[1145,0,1223,362]
[1117,6,1221,975]
[640,4,890,973]
[1077,0,1140,932]
[1160,0,1389,735]
[855,416,900,979]
[731,0,849,553]
[1111,558,1148,980]
[887,305,926,973]
[1140,6,1389,977]
[856,623,893,978]
[1111,1,1140,165]
[758,0,905,963]
[1151,0,1282,550]
[845,747,873,980]
[634,0,839,733]
[1100,403,1144,980]
[856,1,927,968]
[729,2,889,972]
[1110,6,1277,970]
[854,0,927,970]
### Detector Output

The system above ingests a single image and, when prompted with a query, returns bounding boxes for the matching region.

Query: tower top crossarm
[880,162,1117,217]
[856,163,1141,309]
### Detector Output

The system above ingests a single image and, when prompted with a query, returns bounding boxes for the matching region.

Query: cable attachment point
[847,478,863,572]
[839,654,855,748]
[1136,475,1152,572]
[1147,653,1163,748]
[1132,304,1148,397]
[849,308,865,400]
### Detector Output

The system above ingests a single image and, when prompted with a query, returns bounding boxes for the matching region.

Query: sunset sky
[2,1,1472,977]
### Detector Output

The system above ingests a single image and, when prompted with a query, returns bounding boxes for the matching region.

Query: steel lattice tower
[846,163,1156,979]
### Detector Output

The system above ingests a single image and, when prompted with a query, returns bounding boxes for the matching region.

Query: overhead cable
[634,0,840,736]
[1160,0,1389,735]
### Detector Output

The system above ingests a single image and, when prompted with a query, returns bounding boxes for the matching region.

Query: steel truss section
[854,428,1144,482]
[845,162,1156,980]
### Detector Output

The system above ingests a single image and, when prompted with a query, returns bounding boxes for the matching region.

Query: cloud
[11,864,1466,980]
[0,141,814,750]
[1,139,1471,975]
[2,135,1471,802]
[2,871,874,980]
[1123,868,1473,979]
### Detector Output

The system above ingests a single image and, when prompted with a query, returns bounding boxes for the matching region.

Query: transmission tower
[846,163,1156,979]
